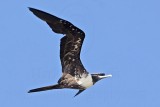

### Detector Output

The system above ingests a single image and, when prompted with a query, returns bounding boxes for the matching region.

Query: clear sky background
[0,0,160,107]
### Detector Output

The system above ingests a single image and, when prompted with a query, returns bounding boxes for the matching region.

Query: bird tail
[28,84,62,93]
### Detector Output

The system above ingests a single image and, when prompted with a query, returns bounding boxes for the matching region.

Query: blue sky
[0,0,160,107]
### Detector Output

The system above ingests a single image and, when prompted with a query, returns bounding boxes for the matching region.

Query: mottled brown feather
[29,7,88,77]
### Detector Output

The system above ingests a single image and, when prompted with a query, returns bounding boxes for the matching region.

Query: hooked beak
[99,74,112,79]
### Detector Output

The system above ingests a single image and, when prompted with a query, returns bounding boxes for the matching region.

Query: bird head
[91,73,112,84]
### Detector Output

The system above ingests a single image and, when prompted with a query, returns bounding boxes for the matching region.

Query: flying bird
[28,7,112,97]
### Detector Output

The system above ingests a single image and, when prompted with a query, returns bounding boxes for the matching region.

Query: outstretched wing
[29,7,88,76]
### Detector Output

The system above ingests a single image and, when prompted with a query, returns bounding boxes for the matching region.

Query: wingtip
[28,89,37,93]
[27,89,39,93]
[28,90,32,93]
[28,7,34,12]
[74,90,85,97]
[74,94,78,97]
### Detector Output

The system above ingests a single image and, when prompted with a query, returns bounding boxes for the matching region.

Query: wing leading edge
[29,7,88,76]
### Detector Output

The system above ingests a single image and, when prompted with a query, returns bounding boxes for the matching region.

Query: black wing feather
[29,7,88,76]
[74,90,85,97]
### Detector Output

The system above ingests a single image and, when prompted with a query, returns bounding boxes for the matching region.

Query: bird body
[28,7,112,97]
[77,74,93,88]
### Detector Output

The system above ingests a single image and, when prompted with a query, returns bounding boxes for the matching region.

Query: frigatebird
[28,7,112,97]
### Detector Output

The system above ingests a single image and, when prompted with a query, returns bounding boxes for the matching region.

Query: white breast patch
[76,74,93,88]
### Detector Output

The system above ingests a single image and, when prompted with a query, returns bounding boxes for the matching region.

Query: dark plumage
[28,7,112,97]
